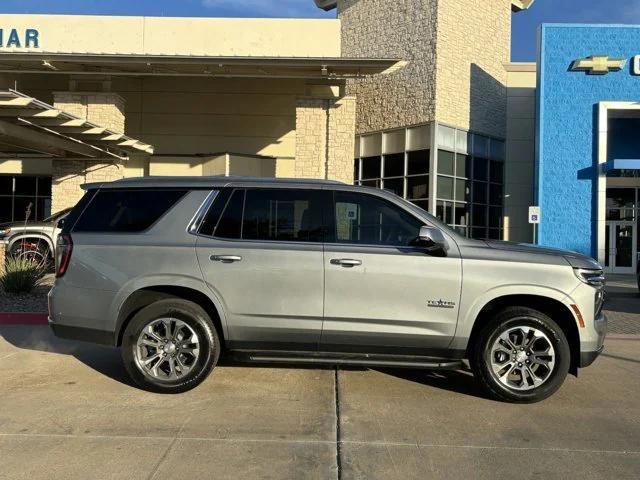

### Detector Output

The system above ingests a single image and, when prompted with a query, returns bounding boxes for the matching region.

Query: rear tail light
[55,233,73,278]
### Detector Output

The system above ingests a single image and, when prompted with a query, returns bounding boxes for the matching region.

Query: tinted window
[199,189,232,236]
[330,191,423,247]
[73,189,186,233]
[242,189,323,242]
[214,188,324,243]
[215,189,245,239]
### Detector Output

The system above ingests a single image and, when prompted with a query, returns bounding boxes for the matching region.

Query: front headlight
[0,227,10,238]
[574,268,605,288]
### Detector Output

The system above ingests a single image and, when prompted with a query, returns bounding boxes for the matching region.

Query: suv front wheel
[122,298,220,393]
[470,307,571,403]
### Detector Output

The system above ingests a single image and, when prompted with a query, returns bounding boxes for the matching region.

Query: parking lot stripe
[0,433,637,456]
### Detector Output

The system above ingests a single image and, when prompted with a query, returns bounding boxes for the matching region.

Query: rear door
[320,189,462,355]
[195,187,326,351]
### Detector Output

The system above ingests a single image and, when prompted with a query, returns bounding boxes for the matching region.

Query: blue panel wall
[537,24,640,256]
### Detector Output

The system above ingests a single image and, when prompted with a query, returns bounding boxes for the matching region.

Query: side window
[331,191,423,247]
[213,188,324,243]
[215,189,245,239]
[73,189,187,233]
[242,189,323,242]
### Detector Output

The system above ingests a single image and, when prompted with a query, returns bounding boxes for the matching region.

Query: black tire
[122,298,220,393]
[470,306,571,403]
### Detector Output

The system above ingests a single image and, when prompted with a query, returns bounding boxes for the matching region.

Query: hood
[485,240,602,270]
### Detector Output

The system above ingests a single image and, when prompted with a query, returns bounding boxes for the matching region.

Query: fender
[7,233,54,255]
[109,273,230,342]
[453,283,576,343]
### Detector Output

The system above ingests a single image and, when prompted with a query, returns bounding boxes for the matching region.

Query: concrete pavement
[0,326,639,479]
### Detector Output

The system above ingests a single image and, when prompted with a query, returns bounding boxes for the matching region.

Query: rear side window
[73,189,187,233]
[213,188,324,243]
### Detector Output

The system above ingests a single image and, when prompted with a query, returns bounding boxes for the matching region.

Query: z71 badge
[427,299,456,309]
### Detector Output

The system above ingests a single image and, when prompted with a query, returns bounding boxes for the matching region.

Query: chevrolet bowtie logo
[571,55,627,75]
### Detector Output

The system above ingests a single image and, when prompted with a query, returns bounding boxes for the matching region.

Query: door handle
[210,255,242,263]
[330,258,362,267]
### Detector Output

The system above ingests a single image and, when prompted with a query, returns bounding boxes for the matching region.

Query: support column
[295,96,356,185]
[51,92,126,212]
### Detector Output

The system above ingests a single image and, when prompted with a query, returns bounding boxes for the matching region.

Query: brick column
[51,92,126,212]
[295,96,357,185]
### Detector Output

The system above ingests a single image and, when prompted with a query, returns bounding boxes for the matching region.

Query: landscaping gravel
[0,273,54,313]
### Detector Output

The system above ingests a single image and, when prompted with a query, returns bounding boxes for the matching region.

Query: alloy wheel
[488,323,556,391]
[134,318,200,381]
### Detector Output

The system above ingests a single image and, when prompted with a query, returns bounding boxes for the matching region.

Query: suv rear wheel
[470,307,571,403]
[122,298,220,393]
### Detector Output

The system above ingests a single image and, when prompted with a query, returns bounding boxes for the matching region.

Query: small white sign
[529,206,541,224]
[634,55,640,75]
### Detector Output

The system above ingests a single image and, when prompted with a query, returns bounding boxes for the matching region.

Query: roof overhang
[314,0,535,13]
[0,89,153,160]
[0,53,406,79]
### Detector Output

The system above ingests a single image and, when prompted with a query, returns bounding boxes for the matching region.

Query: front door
[605,221,636,274]
[321,189,462,355]
[195,187,326,350]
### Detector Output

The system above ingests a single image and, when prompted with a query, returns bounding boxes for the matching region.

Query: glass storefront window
[0,175,52,223]
[355,126,504,240]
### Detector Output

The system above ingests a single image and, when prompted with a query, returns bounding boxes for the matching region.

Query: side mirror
[418,226,447,255]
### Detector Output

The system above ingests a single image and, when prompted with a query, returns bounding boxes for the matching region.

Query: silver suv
[48,177,606,402]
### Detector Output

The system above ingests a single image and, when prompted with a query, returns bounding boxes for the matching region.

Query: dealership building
[1,0,639,273]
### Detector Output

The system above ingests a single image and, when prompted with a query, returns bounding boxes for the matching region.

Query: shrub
[0,256,46,294]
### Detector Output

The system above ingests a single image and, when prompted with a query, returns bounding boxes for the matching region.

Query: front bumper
[579,344,604,368]
[579,312,607,368]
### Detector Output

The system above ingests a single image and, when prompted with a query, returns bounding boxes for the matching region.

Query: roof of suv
[83,176,345,190]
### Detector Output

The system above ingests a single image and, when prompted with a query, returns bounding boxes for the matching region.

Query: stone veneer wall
[338,0,438,134]
[295,96,356,184]
[51,92,126,213]
[338,0,512,139]
[435,0,511,138]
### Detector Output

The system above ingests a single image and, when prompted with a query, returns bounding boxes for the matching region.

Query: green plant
[0,256,46,294]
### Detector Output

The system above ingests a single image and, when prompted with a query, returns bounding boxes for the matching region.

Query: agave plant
[0,256,46,295]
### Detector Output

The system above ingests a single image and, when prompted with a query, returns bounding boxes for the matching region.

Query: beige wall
[0,15,341,57]
[0,158,52,175]
[504,63,536,243]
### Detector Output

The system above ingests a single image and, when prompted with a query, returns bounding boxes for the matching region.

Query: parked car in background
[49,177,606,402]
[1,207,71,268]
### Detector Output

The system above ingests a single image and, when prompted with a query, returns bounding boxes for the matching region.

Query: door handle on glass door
[330,258,362,267]
[210,255,242,263]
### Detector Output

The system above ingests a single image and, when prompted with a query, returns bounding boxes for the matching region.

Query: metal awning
[0,89,153,160]
[0,53,406,79]
[603,159,640,171]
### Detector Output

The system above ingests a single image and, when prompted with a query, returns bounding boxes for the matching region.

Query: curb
[0,313,48,325]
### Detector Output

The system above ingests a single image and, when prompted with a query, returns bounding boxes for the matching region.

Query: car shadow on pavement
[0,326,138,388]
[375,367,490,400]
[1,326,488,398]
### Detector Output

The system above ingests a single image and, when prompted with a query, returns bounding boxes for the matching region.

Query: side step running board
[246,354,463,370]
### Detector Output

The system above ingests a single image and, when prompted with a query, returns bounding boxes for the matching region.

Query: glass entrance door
[605,221,636,274]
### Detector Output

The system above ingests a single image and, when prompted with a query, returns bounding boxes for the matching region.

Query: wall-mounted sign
[571,55,626,75]
[528,206,541,224]
[0,28,39,48]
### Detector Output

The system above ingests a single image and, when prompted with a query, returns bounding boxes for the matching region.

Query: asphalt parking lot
[0,326,639,480]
